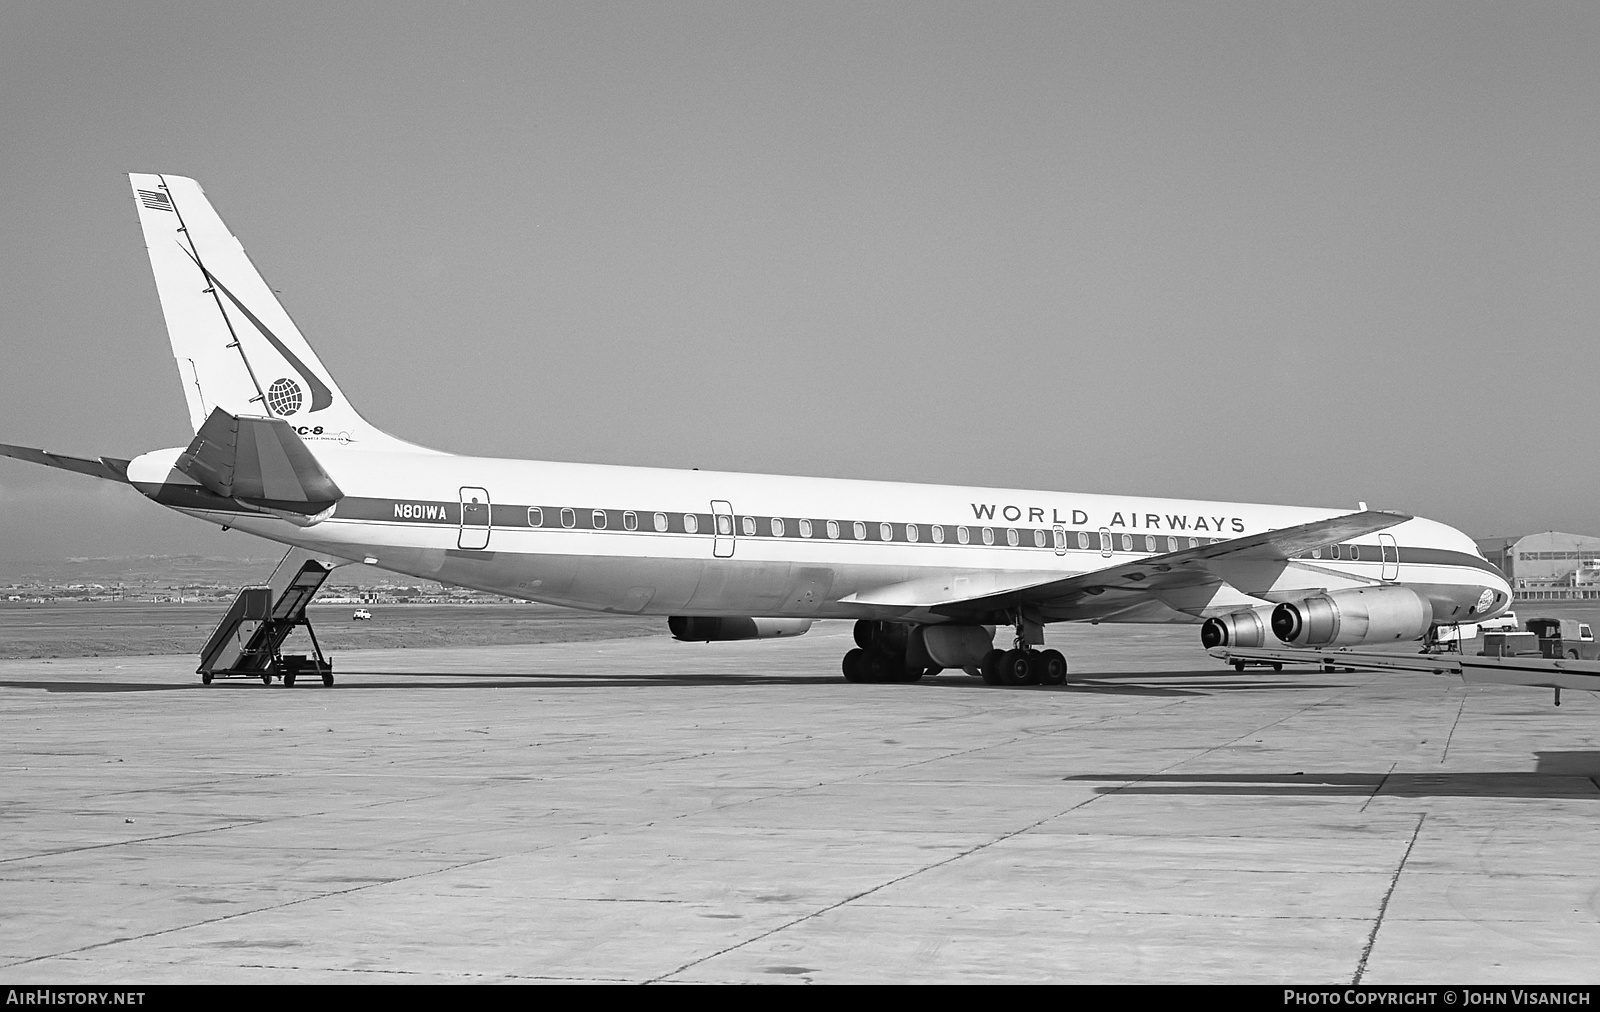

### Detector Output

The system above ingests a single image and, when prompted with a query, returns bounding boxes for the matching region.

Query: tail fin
[129,173,424,452]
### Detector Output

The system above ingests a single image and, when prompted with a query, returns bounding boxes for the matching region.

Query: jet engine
[1199,608,1272,649]
[1270,586,1434,648]
[668,616,813,642]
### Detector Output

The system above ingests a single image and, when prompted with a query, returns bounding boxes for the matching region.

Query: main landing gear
[839,618,1069,688]
[842,621,939,684]
[978,646,1068,686]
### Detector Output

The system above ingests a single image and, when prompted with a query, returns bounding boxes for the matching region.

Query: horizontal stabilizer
[175,408,343,512]
[0,443,131,483]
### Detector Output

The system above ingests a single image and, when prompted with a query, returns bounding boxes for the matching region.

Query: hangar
[1475,531,1600,602]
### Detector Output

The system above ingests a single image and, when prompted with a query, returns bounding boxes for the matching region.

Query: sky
[2,2,1598,568]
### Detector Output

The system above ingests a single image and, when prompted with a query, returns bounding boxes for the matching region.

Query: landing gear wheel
[261,673,273,685]
[284,672,296,687]
[201,672,213,685]
[998,648,1039,686]
[843,648,870,683]
[1272,663,1283,672]
[853,620,876,651]
[897,666,926,683]
[864,653,903,684]
[1038,649,1068,686]
[322,673,334,687]
[1233,661,1246,672]
[979,649,1005,686]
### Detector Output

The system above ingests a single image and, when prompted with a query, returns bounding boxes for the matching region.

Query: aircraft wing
[928,509,1412,624]
[0,443,131,483]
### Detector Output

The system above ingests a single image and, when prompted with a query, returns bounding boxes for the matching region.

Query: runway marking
[1352,813,1425,985]
[1440,692,1469,764]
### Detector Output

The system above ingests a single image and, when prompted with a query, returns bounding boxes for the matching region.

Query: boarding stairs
[198,548,345,686]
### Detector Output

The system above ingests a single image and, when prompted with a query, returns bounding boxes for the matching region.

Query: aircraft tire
[201,672,212,685]
[842,648,870,683]
[284,672,296,687]
[865,652,902,684]
[323,673,335,687]
[998,649,1038,687]
[853,620,876,651]
[261,674,273,685]
[1038,649,1068,685]
[980,649,1005,685]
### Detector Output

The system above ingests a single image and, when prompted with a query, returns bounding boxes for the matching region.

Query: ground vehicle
[1523,617,1599,660]
[352,609,372,621]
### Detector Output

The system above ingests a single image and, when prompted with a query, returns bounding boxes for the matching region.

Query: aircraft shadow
[0,668,1346,695]
[1065,751,1600,800]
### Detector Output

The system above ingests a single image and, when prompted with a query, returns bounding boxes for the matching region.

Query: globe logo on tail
[267,377,304,416]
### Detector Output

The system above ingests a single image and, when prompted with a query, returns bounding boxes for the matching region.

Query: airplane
[0,174,1514,686]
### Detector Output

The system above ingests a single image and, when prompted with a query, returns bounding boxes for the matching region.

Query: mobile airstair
[198,548,346,686]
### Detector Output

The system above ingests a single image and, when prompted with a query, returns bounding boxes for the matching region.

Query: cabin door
[711,500,735,558]
[459,487,491,550]
[1379,533,1399,581]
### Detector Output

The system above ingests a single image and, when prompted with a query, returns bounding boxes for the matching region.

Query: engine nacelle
[1200,608,1271,649]
[1271,586,1434,648]
[668,616,813,642]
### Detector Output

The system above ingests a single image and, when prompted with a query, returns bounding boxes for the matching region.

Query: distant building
[1474,532,1600,602]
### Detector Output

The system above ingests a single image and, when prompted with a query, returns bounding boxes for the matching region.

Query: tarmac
[2,620,1599,984]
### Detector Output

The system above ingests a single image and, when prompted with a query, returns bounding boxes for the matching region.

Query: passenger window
[1167,536,1178,552]
[1350,545,1361,561]
[623,511,637,531]
[560,508,576,529]
[1145,535,1156,552]
[1188,537,1198,549]
[684,513,699,534]
[771,517,785,537]
[1077,531,1089,550]
[1121,534,1133,552]
[1033,529,1046,548]
[880,522,894,541]
[982,528,994,545]
[906,524,919,542]
[1006,529,1019,547]
[653,512,668,532]
[741,516,756,536]
[853,521,867,540]
[932,525,945,544]
[528,507,544,527]
[716,514,733,536]
[592,510,607,529]
[799,518,813,538]
[827,520,840,539]
[958,526,971,545]
[1330,545,1340,559]
[1100,531,1113,553]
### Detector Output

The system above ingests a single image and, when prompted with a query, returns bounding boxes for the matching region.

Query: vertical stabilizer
[129,173,424,452]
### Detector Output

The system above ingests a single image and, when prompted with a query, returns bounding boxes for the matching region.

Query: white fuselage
[127,443,1510,630]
